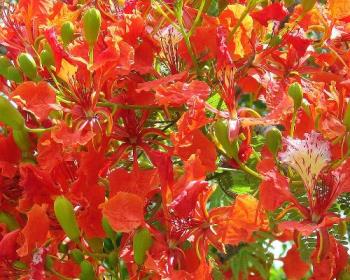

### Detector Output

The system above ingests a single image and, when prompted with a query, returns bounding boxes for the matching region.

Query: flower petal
[102,192,144,233]
[279,131,330,191]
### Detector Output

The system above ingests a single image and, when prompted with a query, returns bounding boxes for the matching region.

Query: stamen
[157,26,183,74]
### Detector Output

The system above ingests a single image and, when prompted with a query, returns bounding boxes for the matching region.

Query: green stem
[89,45,94,66]
[175,0,198,72]
[98,101,186,112]
[228,4,253,41]
[153,2,181,32]
[88,45,94,86]
[235,158,264,180]
[188,0,205,37]
[48,69,64,93]
[181,31,198,70]
[25,126,52,134]
[218,163,263,181]
[290,111,297,137]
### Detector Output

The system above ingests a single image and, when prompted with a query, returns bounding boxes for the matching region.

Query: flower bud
[40,49,55,68]
[133,228,153,265]
[6,66,23,83]
[0,56,11,76]
[338,221,347,237]
[339,266,350,280]
[0,211,19,231]
[108,251,118,269]
[58,243,69,254]
[71,249,84,264]
[54,196,81,241]
[288,82,303,110]
[214,119,238,158]
[265,127,282,155]
[228,118,241,142]
[301,0,316,12]
[45,256,54,270]
[17,53,37,80]
[82,8,101,46]
[61,21,75,45]
[0,96,25,130]
[79,260,95,280]
[103,238,114,253]
[102,217,116,239]
[12,260,28,270]
[13,129,30,152]
[343,102,350,131]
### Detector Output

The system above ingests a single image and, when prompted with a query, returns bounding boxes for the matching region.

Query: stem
[153,2,181,32]
[89,45,94,66]
[218,181,236,199]
[181,31,198,70]
[217,163,263,181]
[228,4,253,41]
[88,45,94,86]
[24,126,52,133]
[290,110,297,137]
[48,69,64,93]
[174,0,199,72]
[238,107,261,118]
[235,158,264,180]
[188,0,205,37]
[98,101,186,112]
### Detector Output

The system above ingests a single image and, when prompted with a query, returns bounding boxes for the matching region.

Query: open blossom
[279,131,331,198]
[276,131,349,226]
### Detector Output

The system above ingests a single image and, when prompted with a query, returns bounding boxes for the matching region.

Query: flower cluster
[0,0,350,279]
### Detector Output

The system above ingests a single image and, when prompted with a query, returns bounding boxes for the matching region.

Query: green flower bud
[45,255,54,270]
[343,102,350,131]
[5,66,23,83]
[102,217,116,239]
[265,127,282,155]
[12,260,28,270]
[0,96,25,130]
[269,35,282,47]
[82,8,101,46]
[0,211,19,231]
[103,238,114,253]
[40,49,55,68]
[79,260,95,280]
[288,82,303,110]
[0,45,6,55]
[61,21,75,45]
[13,129,31,152]
[86,237,103,253]
[71,248,84,264]
[133,228,153,266]
[339,265,350,280]
[17,53,37,80]
[213,120,238,158]
[301,0,316,12]
[54,196,81,241]
[58,243,69,254]
[108,251,118,269]
[0,56,11,76]
[338,221,347,237]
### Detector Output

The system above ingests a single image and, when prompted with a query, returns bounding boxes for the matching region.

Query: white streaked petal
[279,131,331,190]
